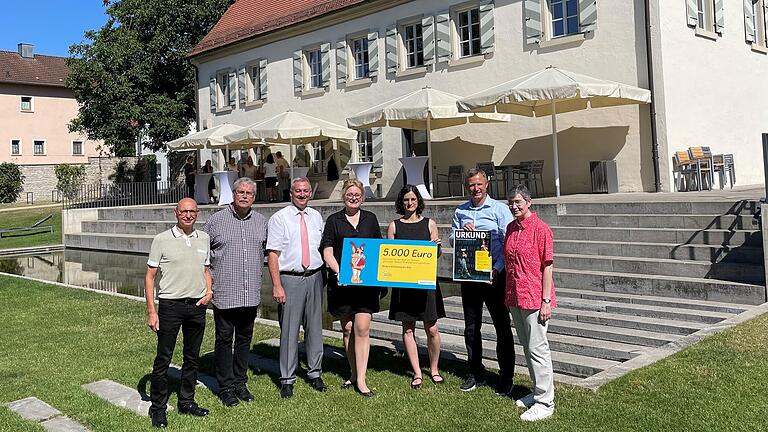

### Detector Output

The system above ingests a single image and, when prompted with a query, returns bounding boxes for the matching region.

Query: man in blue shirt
[450,168,515,395]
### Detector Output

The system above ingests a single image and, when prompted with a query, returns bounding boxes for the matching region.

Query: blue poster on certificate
[338,238,437,290]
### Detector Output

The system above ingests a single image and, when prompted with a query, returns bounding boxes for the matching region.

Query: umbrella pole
[289,139,295,180]
[551,99,561,197]
[427,116,434,198]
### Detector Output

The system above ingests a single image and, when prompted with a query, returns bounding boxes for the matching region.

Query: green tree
[55,164,87,200]
[67,0,232,154]
[0,162,24,203]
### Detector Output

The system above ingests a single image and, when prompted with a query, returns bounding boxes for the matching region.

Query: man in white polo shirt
[144,198,212,428]
[267,177,326,399]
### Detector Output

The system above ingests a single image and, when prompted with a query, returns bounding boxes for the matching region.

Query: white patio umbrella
[165,123,245,150]
[347,86,510,197]
[458,66,651,197]
[223,110,357,179]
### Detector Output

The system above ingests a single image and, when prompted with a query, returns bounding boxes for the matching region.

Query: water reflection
[0,249,460,330]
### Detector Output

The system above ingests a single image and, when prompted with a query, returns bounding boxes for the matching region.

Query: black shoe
[459,376,486,392]
[309,377,327,392]
[355,384,375,397]
[234,386,254,402]
[219,390,240,407]
[280,383,293,399]
[177,402,209,417]
[341,379,356,390]
[150,410,168,428]
[495,380,513,396]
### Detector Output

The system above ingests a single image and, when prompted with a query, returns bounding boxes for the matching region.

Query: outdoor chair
[712,154,736,190]
[476,162,505,199]
[687,146,714,191]
[672,151,697,192]
[436,165,465,197]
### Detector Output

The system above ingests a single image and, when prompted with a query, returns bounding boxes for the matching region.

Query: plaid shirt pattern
[203,205,268,309]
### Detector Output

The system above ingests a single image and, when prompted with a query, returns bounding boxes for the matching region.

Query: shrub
[55,164,87,200]
[0,162,24,203]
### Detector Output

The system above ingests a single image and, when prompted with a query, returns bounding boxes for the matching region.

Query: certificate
[338,238,437,289]
[452,229,492,282]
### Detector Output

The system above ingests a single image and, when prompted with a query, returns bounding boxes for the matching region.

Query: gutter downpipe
[644,0,661,192]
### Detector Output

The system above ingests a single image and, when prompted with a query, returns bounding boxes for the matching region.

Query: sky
[0,1,108,57]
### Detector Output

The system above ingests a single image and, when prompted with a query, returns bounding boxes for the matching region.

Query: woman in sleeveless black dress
[387,185,446,389]
[321,179,381,396]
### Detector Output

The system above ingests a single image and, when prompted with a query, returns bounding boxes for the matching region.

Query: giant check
[338,238,437,289]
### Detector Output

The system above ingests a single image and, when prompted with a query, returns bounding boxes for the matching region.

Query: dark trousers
[186,183,195,199]
[213,306,259,392]
[150,298,206,413]
[460,271,515,382]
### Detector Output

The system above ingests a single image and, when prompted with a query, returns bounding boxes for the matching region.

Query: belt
[280,267,323,277]
[162,297,203,305]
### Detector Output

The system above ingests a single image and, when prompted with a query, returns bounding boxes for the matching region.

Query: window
[10,139,21,156]
[217,70,236,109]
[72,140,83,155]
[750,0,768,47]
[551,0,579,37]
[250,65,261,100]
[311,142,326,174]
[457,8,481,57]
[20,96,33,112]
[350,37,370,79]
[307,49,322,88]
[687,0,721,35]
[357,130,373,162]
[33,140,45,155]
[402,22,424,68]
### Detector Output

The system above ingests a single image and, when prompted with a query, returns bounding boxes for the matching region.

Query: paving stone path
[82,379,160,417]
[6,396,89,431]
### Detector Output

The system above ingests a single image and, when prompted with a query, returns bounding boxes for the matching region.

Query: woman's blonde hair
[342,179,365,200]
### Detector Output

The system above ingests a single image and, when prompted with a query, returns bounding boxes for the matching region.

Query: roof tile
[0,51,69,87]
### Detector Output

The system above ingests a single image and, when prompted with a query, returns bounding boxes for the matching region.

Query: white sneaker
[515,392,535,409]
[520,403,554,422]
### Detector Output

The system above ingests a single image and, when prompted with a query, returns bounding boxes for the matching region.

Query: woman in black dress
[321,179,381,396]
[386,184,445,389]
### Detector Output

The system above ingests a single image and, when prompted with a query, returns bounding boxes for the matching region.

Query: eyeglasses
[508,199,527,207]
[235,190,255,196]
[345,193,362,199]
[177,209,199,215]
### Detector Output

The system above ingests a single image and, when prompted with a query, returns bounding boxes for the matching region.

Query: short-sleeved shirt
[147,226,210,299]
[203,205,268,309]
[266,204,324,271]
[450,196,514,273]
[263,162,277,178]
[503,212,556,310]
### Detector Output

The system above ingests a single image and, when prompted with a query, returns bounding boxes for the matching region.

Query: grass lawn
[0,274,766,431]
[0,207,62,250]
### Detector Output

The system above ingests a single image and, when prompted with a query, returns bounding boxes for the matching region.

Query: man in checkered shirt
[203,177,267,407]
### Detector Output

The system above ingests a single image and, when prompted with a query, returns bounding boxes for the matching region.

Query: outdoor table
[347,162,375,198]
[399,156,432,199]
[193,173,213,204]
[214,170,238,206]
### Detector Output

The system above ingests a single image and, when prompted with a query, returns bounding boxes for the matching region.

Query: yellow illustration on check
[377,244,437,286]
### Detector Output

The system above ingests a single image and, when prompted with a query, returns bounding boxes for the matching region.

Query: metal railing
[63,180,186,209]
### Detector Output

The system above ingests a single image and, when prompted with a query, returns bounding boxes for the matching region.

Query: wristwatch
[542,298,552,304]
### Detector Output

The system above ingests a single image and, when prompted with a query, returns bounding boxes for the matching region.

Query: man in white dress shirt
[266,177,327,399]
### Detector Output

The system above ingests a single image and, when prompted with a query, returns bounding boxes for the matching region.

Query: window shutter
[578,0,597,33]
[686,0,698,27]
[479,0,496,54]
[209,75,216,112]
[228,70,237,107]
[336,40,347,85]
[386,26,398,75]
[524,0,542,44]
[259,58,268,100]
[372,128,383,168]
[436,11,451,63]
[744,0,755,43]
[714,0,724,34]
[368,31,379,77]
[238,66,246,106]
[422,16,435,66]
[321,42,331,87]
[293,50,303,93]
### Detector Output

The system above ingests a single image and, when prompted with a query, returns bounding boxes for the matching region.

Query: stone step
[553,268,766,305]
[66,233,153,254]
[555,253,765,284]
[555,287,749,314]
[555,239,764,264]
[441,302,706,336]
[554,213,758,229]
[370,313,647,362]
[553,296,732,324]
[552,226,761,246]
[546,200,759,216]
[6,397,90,431]
[360,318,619,378]
[82,220,192,235]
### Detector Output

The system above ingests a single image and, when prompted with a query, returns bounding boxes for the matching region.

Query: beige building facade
[190,0,768,198]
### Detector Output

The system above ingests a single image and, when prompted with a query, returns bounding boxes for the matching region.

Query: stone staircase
[63,197,766,384]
